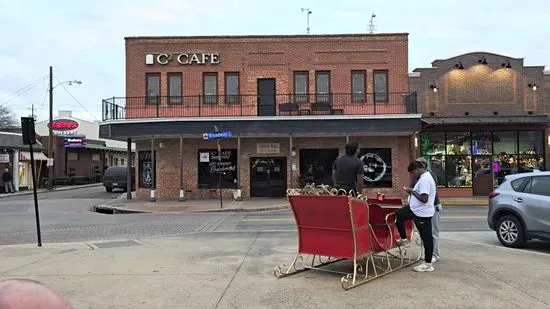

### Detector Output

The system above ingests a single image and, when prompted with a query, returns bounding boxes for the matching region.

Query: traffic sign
[203,131,232,140]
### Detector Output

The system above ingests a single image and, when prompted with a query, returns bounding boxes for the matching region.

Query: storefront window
[197,149,237,189]
[299,149,339,186]
[138,151,155,188]
[493,131,517,155]
[518,131,544,154]
[424,155,446,187]
[472,132,492,155]
[421,132,445,156]
[446,132,470,155]
[358,148,392,188]
[445,156,472,187]
[493,154,517,185]
[518,155,544,173]
[421,130,545,189]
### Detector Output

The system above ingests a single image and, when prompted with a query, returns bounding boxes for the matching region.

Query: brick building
[99,34,420,200]
[409,52,550,196]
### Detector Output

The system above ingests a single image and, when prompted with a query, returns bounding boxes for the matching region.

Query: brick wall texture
[125,34,415,200]
[124,34,410,117]
[135,136,412,200]
[409,52,549,117]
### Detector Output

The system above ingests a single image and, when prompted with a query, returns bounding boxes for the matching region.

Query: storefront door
[250,157,286,197]
[257,78,276,116]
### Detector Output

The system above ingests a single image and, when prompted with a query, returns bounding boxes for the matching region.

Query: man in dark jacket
[410,157,442,262]
[332,142,364,196]
[2,168,14,194]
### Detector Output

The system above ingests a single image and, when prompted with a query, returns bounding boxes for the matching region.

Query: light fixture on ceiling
[454,62,464,70]
[501,61,512,68]
[430,84,438,92]
[478,57,488,65]
[528,82,537,91]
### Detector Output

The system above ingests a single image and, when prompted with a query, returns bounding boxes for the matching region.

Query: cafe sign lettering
[145,53,220,65]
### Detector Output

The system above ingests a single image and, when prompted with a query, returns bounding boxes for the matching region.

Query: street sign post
[202,129,233,209]
[21,117,42,247]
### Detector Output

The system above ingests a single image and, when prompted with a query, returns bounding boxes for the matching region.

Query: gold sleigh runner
[274,184,423,290]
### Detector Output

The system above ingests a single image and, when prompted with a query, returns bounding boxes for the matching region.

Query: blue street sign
[203,131,232,140]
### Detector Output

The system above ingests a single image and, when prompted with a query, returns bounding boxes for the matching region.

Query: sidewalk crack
[213,232,260,309]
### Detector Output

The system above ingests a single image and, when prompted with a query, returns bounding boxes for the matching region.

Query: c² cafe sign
[145,53,220,65]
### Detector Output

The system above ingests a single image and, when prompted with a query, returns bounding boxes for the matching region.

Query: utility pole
[48,66,53,191]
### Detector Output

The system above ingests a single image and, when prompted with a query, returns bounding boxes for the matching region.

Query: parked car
[103,166,135,192]
[487,170,550,248]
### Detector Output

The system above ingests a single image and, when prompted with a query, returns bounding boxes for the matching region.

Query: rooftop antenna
[368,13,376,34]
[301,8,312,34]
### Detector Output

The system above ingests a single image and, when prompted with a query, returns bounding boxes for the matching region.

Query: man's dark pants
[395,206,433,263]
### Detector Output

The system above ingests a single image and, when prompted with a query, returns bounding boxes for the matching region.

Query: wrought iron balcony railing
[102,92,417,121]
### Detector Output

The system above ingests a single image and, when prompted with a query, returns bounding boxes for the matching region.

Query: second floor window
[146,73,160,105]
[374,70,388,102]
[351,71,366,103]
[224,72,239,104]
[294,71,308,103]
[203,73,218,104]
[168,73,182,105]
[315,71,330,104]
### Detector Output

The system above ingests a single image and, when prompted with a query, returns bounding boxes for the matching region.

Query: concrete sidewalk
[0,232,548,309]
[0,183,102,199]
[95,195,488,214]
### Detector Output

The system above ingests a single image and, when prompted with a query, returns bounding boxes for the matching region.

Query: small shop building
[99,33,421,200]
[35,111,135,185]
[409,52,550,196]
[0,131,48,192]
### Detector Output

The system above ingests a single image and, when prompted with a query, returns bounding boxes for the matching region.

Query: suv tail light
[489,191,500,199]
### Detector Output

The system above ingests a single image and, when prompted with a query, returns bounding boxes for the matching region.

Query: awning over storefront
[20,151,49,161]
[422,116,548,125]
[99,115,423,141]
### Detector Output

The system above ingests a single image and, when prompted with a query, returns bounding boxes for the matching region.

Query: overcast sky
[1,0,549,123]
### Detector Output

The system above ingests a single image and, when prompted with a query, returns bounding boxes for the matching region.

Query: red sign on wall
[48,119,79,131]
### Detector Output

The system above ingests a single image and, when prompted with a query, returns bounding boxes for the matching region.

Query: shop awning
[422,116,548,125]
[20,151,49,161]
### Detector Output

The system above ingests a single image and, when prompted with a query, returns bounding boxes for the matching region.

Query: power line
[54,77,97,121]
[0,75,48,105]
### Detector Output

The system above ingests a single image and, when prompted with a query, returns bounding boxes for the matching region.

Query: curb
[92,204,290,214]
[0,183,103,199]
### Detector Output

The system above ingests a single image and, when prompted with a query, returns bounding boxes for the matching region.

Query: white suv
[487,170,550,248]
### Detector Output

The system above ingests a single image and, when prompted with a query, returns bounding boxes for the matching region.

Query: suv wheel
[496,215,526,248]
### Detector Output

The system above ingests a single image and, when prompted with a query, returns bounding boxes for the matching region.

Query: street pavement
[1,232,549,309]
[0,186,493,246]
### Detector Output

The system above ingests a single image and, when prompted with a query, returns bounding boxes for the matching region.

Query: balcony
[102,92,417,121]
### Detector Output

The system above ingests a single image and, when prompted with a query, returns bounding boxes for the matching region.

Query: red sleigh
[273,188,422,290]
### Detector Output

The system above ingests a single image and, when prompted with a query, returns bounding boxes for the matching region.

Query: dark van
[103,166,135,192]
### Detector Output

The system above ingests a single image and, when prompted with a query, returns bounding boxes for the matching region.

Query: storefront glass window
[421,132,445,156]
[425,155,446,187]
[518,131,544,155]
[299,149,339,187]
[493,154,518,185]
[518,155,544,173]
[197,149,237,189]
[446,132,471,155]
[493,131,517,155]
[445,156,472,187]
[472,132,492,155]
